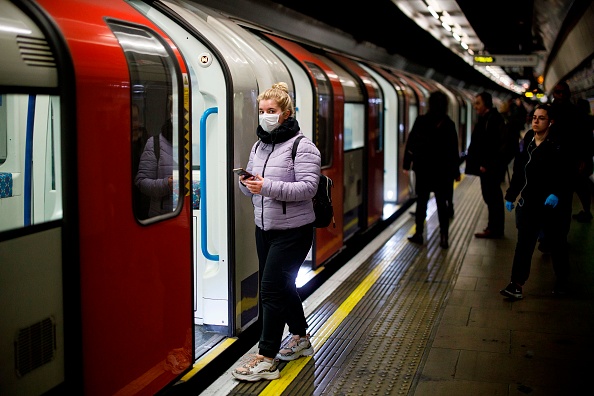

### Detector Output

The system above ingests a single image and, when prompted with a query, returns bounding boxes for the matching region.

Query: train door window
[0,93,62,233]
[344,104,365,150]
[107,21,182,221]
[304,62,332,168]
[372,93,384,153]
[0,95,6,166]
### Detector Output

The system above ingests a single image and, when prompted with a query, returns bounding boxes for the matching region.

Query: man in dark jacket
[465,92,507,238]
[403,91,461,249]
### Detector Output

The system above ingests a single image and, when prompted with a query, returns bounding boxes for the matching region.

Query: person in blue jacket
[233,82,321,381]
[500,104,570,300]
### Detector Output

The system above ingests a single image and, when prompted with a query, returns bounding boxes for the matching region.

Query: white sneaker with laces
[276,334,314,361]
[232,354,280,381]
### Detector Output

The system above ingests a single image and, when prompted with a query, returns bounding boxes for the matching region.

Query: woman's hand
[242,174,264,195]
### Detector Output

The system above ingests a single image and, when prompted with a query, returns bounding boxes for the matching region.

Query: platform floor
[198,175,594,396]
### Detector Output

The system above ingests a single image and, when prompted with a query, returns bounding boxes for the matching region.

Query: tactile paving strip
[231,176,485,395]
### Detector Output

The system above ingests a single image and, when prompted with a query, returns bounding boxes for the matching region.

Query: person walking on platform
[465,92,508,238]
[233,82,319,381]
[500,104,570,300]
[403,90,461,249]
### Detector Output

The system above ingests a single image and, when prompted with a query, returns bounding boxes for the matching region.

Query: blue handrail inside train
[200,107,219,261]
[24,95,36,226]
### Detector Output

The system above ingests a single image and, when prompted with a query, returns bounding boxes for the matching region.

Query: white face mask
[259,113,280,132]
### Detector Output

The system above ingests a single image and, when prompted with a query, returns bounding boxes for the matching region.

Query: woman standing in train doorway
[500,104,570,300]
[233,82,321,381]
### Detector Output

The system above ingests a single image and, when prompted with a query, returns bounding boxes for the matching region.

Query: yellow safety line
[260,257,392,395]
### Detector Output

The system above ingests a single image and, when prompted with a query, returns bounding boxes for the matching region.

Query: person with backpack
[403,90,461,249]
[233,82,321,382]
[465,92,508,239]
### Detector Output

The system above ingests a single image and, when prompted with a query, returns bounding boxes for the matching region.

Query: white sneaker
[276,334,314,361]
[232,354,280,381]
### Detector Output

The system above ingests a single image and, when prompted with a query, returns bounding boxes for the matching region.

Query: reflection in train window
[108,22,182,221]
[0,94,63,233]
[305,62,333,168]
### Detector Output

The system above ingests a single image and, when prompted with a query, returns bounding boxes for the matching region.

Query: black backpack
[292,136,335,228]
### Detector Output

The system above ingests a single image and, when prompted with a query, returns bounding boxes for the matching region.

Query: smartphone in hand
[233,168,254,179]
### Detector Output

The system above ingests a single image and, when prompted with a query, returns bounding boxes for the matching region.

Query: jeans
[255,223,314,358]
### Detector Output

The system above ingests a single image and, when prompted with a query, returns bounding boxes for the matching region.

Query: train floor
[198,174,594,396]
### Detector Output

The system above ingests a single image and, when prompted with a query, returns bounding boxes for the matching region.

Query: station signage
[473,54,538,67]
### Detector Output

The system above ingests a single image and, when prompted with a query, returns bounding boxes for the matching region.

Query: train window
[344,103,365,150]
[370,94,384,153]
[107,22,182,222]
[0,94,63,233]
[305,62,333,168]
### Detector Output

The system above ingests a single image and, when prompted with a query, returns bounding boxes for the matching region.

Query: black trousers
[479,170,505,233]
[414,176,450,237]
[255,223,314,358]
[510,203,569,286]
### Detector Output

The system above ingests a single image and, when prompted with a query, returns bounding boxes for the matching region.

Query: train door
[259,34,345,269]
[29,0,195,394]
[359,63,402,217]
[0,2,69,394]
[388,70,422,198]
[328,54,384,228]
[131,0,292,342]
[370,66,416,203]
[316,54,365,239]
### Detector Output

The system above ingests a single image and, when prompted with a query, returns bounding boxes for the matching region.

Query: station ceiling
[266,0,584,94]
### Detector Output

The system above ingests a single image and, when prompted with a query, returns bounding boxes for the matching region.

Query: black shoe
[440,234,449,249]
[572,211,593,223]
[407,233,423,244]
[500,282,523,300]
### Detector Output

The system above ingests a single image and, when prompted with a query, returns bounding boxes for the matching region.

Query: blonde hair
[257,82,295,116]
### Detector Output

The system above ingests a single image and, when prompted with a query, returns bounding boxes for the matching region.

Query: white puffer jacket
[239,132,321,230]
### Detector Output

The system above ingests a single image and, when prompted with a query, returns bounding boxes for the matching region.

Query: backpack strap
[153,134,160,163]
[291,135,305,162]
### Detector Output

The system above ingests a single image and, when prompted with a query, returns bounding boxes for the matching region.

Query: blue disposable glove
[544,194,559,208]
[505,201,515,212]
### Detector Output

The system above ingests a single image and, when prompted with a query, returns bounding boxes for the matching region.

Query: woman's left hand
[243,174,264,194]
